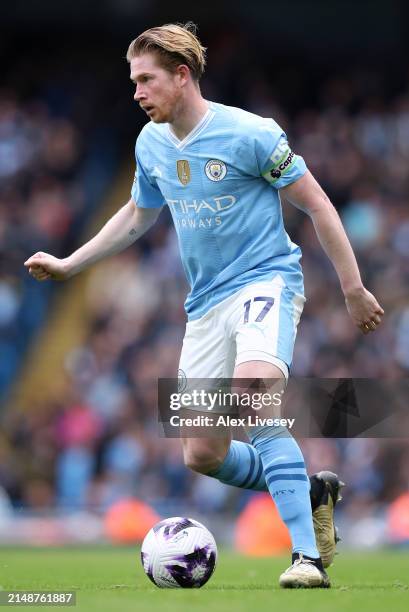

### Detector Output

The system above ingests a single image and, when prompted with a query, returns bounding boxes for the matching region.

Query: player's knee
[183,443,224,475]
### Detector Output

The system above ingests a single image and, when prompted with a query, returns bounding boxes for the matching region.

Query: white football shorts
[178,277,305,384]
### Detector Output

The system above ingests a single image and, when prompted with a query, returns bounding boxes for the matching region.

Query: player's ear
[175,64,190,86]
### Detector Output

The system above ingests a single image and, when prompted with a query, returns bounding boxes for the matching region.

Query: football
[141,517,217,588]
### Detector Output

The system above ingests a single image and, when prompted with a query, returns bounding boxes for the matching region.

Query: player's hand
[24,252,72,282]
[344,286,384,334]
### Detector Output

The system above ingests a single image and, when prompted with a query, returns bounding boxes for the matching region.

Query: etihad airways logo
[166,195,237,230]
[166,195,236,215]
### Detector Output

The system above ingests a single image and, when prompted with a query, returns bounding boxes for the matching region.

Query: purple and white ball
[141,517,217,588]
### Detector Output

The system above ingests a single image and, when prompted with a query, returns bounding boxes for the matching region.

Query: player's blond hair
[126,22,206,81]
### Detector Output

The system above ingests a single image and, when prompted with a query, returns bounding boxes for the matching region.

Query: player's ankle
[292,552,324,572]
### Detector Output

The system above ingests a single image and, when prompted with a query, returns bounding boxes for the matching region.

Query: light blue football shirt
[131,102,307,320]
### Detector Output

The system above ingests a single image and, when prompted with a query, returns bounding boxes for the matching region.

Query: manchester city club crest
[177,160,191,185]
[205,159,227,181]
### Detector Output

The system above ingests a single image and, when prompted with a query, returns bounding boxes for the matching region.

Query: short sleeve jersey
[131,102,307,320]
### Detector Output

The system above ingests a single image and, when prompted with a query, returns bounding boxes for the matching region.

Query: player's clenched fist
[344,286,384,334]
[24,252,71,282]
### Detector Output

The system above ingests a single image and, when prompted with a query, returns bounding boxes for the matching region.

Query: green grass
[0,547,408,611]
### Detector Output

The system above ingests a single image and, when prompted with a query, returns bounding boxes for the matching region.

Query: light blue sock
[248,425,319,558]
[208,439,267,490]
[207,436,319,557]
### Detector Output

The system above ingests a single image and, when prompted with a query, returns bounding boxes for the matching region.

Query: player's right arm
[24,198,160,282]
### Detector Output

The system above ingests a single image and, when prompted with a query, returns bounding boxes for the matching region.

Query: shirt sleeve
[254,119,307,189]
[131,144,164,209]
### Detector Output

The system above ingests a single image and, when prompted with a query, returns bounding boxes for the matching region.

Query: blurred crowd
[0,93,85,394]
[1,34,409,546]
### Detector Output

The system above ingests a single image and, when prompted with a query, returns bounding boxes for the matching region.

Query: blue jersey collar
[166,104,215,151]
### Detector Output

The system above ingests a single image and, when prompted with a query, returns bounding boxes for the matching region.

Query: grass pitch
[0,547,408,612]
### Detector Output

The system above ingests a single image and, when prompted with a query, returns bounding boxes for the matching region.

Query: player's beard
[160,91,184,125]
[146,87,183,125]
[149,102,172,124]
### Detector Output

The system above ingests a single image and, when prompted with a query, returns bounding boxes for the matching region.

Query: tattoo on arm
[129,229,137,235]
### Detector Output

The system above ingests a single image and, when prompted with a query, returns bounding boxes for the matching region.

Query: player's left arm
[280,170,384,334]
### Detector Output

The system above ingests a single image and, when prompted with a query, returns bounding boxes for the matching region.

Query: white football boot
[279,553,330,588]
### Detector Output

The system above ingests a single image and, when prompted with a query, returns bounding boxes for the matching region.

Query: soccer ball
[141,517,217,588]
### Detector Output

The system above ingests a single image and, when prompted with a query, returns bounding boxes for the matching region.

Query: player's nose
[134,85,146,102]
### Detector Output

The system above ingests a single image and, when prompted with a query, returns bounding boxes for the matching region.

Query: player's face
[130,53,183,123]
